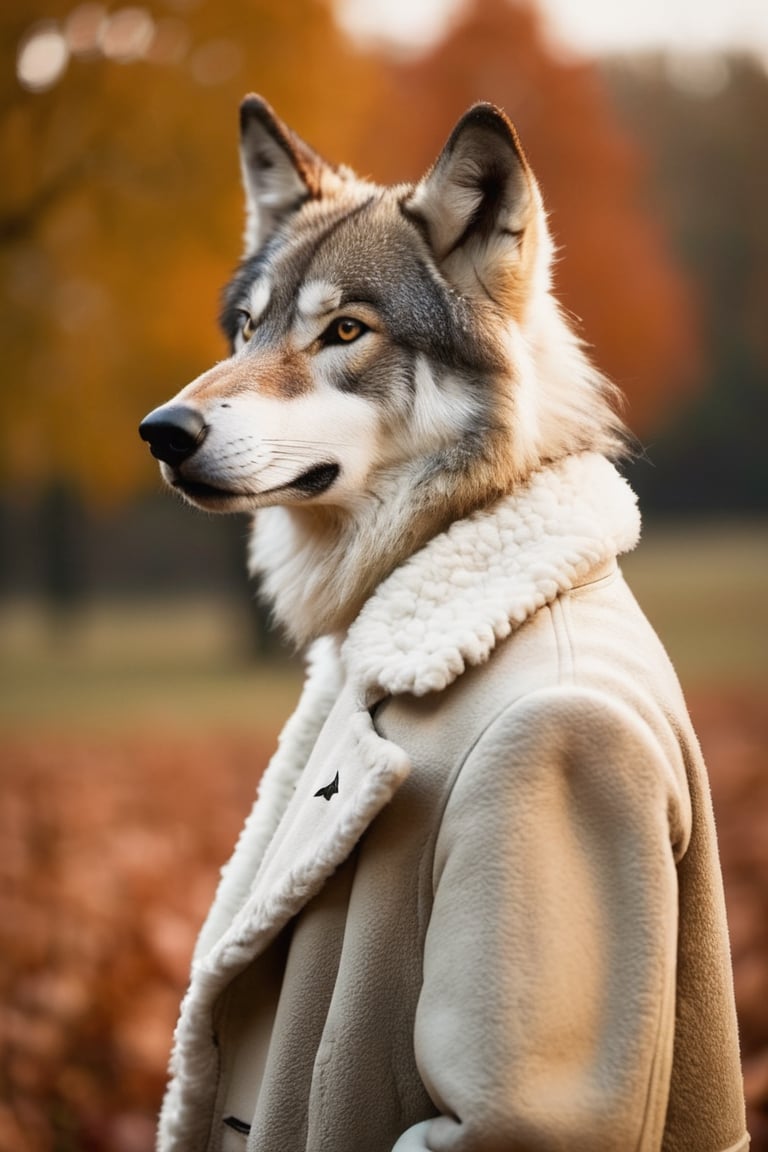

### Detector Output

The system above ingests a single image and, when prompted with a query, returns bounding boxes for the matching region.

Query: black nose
[139,404,207,465]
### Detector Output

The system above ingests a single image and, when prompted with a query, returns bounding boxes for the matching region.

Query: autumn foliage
[0,0,698,504]
[0,727,275,1151]
[2,694,768,1151]
[0,0,381,502]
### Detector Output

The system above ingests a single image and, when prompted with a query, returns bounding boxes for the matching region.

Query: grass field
[0,597,303,732]
[621,519,768,684]
[0,519,765,732]
[1,520,766,1150]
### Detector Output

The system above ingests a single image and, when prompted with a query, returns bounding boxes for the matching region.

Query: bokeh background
[1,0,767,1148]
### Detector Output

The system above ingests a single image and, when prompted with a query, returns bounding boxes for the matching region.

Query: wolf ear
[406,103,540,312]
[239,95,328,256]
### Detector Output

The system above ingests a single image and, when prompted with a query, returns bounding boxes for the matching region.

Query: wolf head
[140,96,625,645]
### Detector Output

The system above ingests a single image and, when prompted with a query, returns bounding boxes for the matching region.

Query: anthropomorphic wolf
[140,97,747,1152]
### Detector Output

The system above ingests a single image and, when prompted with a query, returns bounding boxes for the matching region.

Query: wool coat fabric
[157,453,748,1152]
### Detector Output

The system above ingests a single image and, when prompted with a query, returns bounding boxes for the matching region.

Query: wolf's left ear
[239,95,329,256]
[406,103,541,312]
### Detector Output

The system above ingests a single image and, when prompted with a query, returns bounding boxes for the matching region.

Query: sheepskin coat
[157,453,748,1152]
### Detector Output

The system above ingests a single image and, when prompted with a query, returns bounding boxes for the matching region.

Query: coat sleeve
[392,686,691,1152]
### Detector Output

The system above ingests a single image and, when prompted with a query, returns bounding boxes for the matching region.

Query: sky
[336,0,768,58]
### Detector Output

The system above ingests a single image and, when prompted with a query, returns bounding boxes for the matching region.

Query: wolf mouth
[173,462,341,503]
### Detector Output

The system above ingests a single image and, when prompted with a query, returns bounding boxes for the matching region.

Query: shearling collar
[342,452,640,699]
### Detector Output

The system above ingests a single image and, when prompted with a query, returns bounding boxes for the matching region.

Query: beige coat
[158,454,748,1152]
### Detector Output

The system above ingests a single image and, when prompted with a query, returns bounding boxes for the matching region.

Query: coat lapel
[164,650,411,1146]
[191,637,407,977]
[201,688,410,978]
[190,636,339,963]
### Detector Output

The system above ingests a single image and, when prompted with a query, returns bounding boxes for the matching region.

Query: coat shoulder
[376,565,693,791]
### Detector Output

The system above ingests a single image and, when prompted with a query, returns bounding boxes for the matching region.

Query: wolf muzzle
[139,404,207,465]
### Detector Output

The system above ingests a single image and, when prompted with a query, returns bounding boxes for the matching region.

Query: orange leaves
[1,0,700,501]
[0,727,274,1150]
[0,0,384,503]
[2,693,768,1147]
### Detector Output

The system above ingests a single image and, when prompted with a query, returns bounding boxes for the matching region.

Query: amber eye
[238,310,255,342]
[323,317,369,346]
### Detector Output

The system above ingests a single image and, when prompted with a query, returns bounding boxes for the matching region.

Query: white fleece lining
[344,453,640,697]
[158,452,641,1150]
[159,691,412,1150]
[192,636,343,964]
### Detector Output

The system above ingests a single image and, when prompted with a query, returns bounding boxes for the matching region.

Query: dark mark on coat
[314,771,339,801]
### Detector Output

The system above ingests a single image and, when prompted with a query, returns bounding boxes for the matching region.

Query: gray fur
[142,97,628,646]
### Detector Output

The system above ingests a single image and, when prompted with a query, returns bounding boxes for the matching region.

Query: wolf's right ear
[239,96,327,256]
[406,103,542,315]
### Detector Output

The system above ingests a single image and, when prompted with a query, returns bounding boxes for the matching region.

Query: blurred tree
[604,53,768,512]
[0,0,705,512]
[351,0,701,437]
[0,0,383,504]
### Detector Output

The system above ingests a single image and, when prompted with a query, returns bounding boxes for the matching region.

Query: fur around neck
[342,452,640,700]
